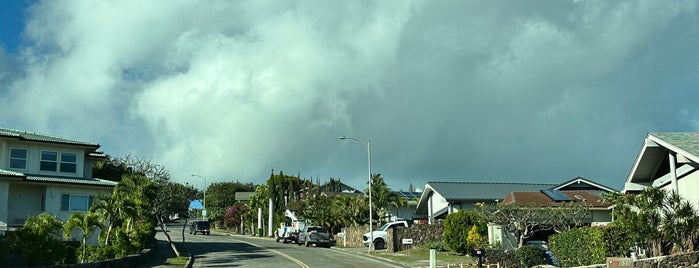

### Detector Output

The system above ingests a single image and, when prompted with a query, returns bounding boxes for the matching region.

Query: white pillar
[428,193,433,224]
[257,207,262,236]
[268,198,273,237]
[669,152,679,193]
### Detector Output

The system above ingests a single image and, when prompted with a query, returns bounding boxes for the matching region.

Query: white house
[623,132,699,206]
[0,127,116,234]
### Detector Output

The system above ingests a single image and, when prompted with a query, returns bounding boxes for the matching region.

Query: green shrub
[550,226,606,267]
[516,245,547,268]
[602,224,634,257]
[444,210,486,254]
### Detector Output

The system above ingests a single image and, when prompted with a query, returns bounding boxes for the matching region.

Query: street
[160,222,404,268]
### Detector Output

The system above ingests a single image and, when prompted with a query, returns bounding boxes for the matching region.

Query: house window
[61,194,95,211]
[60,153,77,173]
[40,151,58,171]
[40,151,77,173]
[9,148,27,169]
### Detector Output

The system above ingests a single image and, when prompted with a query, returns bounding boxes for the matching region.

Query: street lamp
[190,174,207,219]
[339,136,373,251]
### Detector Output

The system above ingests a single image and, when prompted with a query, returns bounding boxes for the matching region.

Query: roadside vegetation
[0,155,197,267]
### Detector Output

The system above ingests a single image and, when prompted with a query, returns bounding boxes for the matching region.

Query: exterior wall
[590,209,612,225]
[3,140,87,179]
[674,170,699,207]
[428,191,448,223]
[7,183,44,226]
[0,180,8,230]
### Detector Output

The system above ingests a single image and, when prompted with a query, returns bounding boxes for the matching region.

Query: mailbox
[471,248,486,257]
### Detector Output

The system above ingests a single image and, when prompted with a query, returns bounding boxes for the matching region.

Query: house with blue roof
[623,132,699,206]
[0,127,116,234]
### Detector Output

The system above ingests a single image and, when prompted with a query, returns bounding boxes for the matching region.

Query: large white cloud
[1,0,698,190]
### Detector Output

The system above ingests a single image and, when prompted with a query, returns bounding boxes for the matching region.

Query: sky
[1,0,699,192]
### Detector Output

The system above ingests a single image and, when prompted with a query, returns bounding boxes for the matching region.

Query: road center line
[232,239,310,268]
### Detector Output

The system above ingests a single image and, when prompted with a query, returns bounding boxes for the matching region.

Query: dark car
[296,226,333,247]
[190,220,210,235]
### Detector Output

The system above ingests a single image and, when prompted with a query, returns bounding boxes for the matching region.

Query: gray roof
[0,168,116,187]
[650,132,699,157]
[25,175,117,187]
[427,181,558,201]
[0,127,99,147]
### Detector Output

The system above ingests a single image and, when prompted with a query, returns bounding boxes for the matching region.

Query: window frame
[61,194,94,212]
[40,150,78,174]
[59,152,77,173]
[9,147,28,170]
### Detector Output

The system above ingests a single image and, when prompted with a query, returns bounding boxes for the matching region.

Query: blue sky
[1,1,699,192]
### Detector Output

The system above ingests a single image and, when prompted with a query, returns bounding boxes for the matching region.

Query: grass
[165,241,191,265]
[370,247,476,265]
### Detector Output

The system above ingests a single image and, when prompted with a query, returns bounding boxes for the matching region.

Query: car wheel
[276,237,280,243]
[297,238,302,246]
[305,239,310,247]
[374,239,385,250]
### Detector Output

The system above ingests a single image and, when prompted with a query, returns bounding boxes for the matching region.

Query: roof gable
[554,177,616,192]
[624,132,699,193]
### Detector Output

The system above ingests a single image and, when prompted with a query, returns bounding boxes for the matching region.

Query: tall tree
[90,194,137,245]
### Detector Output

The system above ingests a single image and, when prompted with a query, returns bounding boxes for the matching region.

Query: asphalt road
[166,223,404,268]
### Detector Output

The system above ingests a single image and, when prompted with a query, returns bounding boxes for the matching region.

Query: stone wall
[341,225,369,247]
[342,223,445,252]
[391,222,445,252]
[572,251,699,268]
[49,244,157,268]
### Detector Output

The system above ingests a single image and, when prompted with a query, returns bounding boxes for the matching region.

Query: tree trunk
[182,218,188,243]
[104,223,113,245]
[157,215,180,257]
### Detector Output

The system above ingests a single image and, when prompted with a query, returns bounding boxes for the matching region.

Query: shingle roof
[650,132,699,157]
[502,190,610,208]
[427,181,558,201]
[0,127,99,147]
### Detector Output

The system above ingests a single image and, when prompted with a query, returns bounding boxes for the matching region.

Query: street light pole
[190,174,207,219]
[339,136,373,252]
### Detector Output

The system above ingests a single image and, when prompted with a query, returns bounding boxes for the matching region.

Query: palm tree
[63,212,103,263]
[90,194,137,245]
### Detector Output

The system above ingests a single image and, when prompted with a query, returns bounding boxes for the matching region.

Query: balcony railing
[7,210,44,227]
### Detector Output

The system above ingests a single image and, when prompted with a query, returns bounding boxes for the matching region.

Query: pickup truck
[363,220,410,249]
[296,225,334,248]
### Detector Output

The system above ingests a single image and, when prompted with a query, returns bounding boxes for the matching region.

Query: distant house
[0,127,116,235]
[385,191,422,222]
[415,181,557,224]
[623,132,699,206]
[504,177,617,227]
[415,177,616,224]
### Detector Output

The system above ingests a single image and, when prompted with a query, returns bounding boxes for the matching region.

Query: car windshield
[308,227,326,233]
[378,223,390,231]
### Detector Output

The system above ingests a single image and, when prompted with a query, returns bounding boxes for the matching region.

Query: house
[415,177,616,224]
[623,132,699,206]
[415,181,558,224]
[385,190,421,222]
[0,127,116,233]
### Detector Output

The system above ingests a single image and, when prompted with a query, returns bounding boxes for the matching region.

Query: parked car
[296,226,333,247]
[362,220,409,249]
[190,220,211,235]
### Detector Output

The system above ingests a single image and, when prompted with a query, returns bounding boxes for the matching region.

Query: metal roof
[0,127,99,147]
[426,181,558,201]
[0,169,24,177]
[25,175,117,187]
